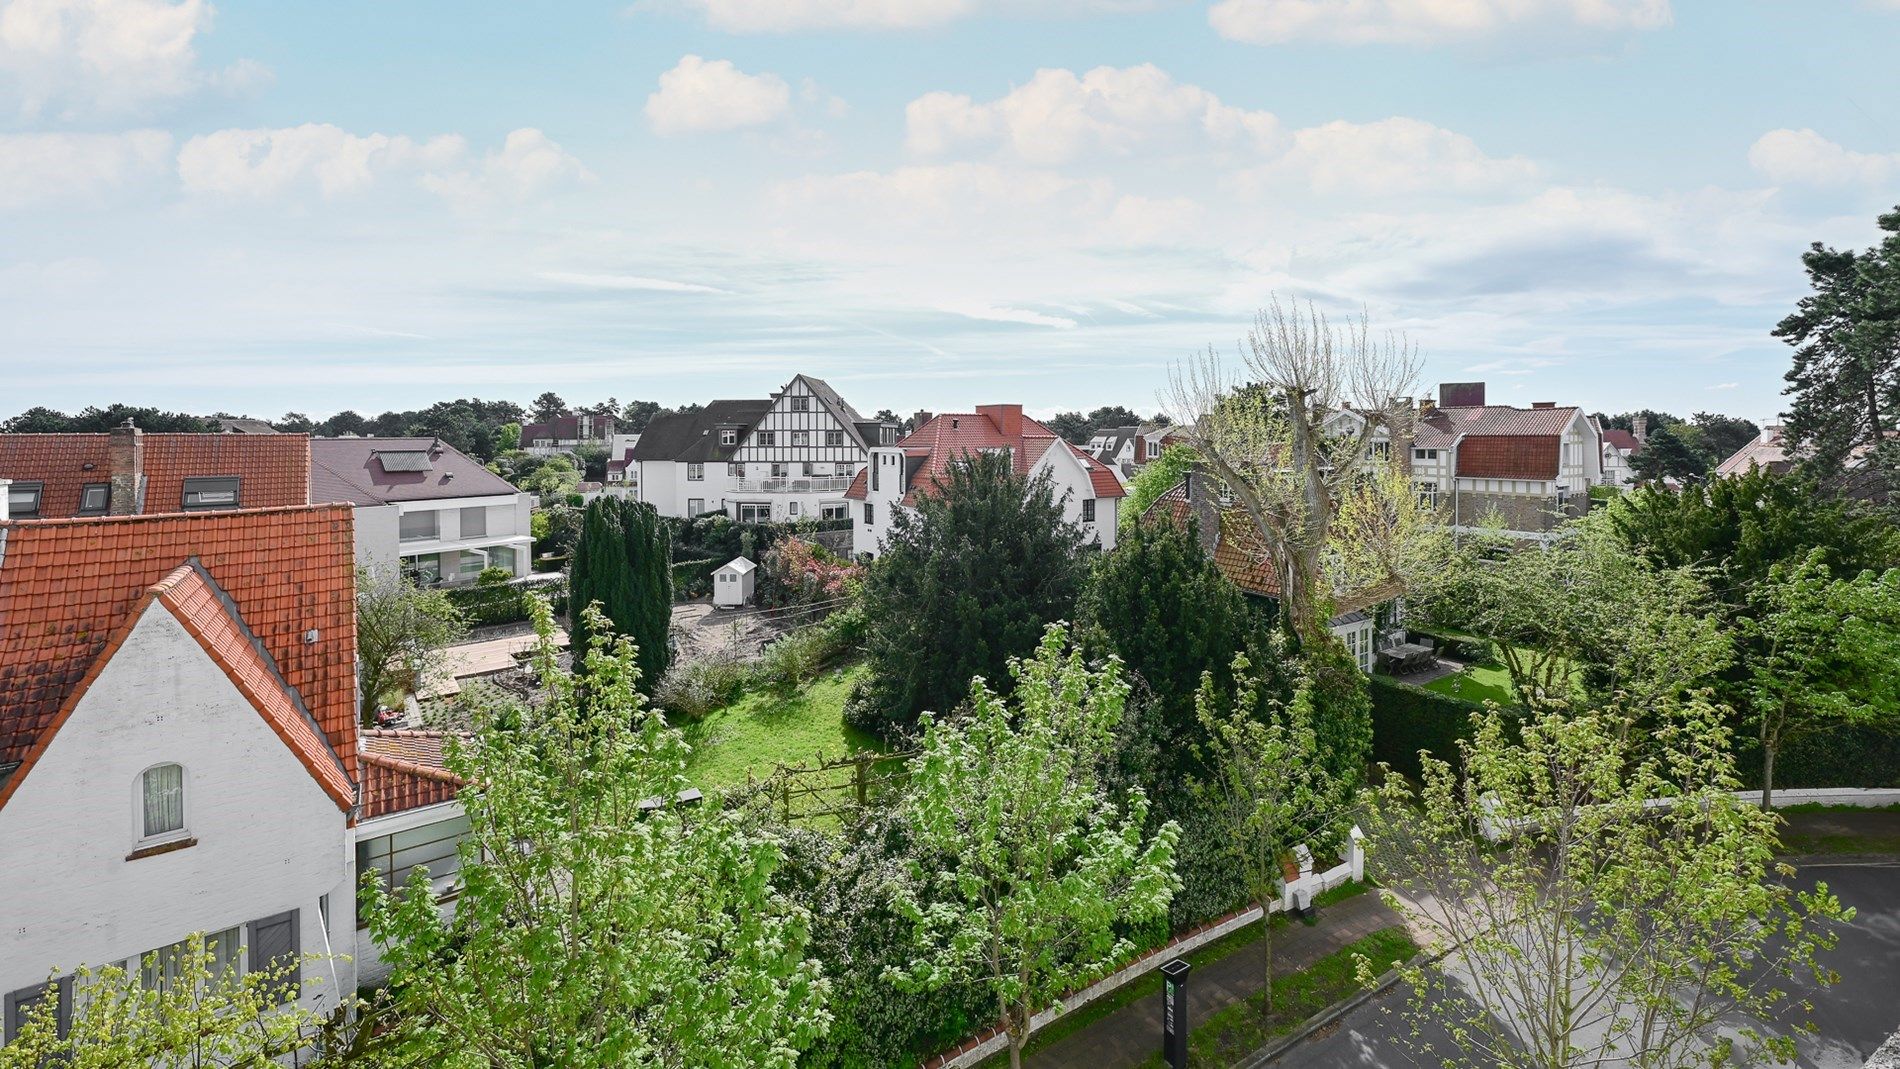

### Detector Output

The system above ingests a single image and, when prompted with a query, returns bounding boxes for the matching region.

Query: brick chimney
[976,404,1023,438]
[1532,401,1555,409]
[1632,416,1648,445]
[1439,382,1486,407]
[911,410,932,434]
[1183,468,1220,558]
[108,418,144,515]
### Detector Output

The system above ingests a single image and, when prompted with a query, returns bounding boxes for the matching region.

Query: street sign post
[1161,957,1191,1069]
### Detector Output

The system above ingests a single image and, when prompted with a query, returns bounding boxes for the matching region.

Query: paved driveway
[1282,860,1900,1068]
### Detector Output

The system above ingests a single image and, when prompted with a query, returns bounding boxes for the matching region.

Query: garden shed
[712,556,756,608]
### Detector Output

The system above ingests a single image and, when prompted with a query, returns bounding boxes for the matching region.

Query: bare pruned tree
[1163,296,1440,646]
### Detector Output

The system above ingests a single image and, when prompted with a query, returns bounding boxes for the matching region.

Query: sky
[3,0,1899,426]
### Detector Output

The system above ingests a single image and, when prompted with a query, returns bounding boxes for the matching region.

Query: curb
[1231,945,1452,1069]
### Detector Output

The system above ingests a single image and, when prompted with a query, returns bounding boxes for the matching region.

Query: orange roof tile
[1142,481,1283,598]
[0,505,358,801]
[0,432,311,519]
[844,408,1124,503]
[360,749,464,819]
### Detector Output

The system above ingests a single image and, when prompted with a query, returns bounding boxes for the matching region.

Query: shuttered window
[247,910,300,1005]
[4,978,70,1044]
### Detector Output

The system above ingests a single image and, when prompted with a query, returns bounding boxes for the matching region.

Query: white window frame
[687,497,705,516]
[78,482,110,515]
[686,463,705,482]
[399,510,439,542]
[135,762,188,846]
[790,396,810,412]
[180,476,241,511]
[792,431,809,447]
[720,428,737,446]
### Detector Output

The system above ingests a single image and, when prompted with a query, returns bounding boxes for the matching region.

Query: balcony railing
[727,476,856,494]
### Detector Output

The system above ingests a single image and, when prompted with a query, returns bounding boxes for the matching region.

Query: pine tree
[570,496,673,694]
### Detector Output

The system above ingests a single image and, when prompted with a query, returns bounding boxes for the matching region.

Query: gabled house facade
[311,437,533,585]
[1600,425,1644,487]
[845,404,1125,558]
[1407,382,1602,539]
[634,375,895,522]
[0,506,363,1039]
[520,412,616,456]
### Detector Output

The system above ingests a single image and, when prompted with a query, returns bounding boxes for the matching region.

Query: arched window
[140,764,186,840]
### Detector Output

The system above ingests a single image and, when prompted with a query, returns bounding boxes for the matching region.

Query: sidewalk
[1025,890,1404,1069]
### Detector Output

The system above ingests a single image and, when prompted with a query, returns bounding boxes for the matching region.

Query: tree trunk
[1260,895,1276,1019]
[1761,716,1781,812]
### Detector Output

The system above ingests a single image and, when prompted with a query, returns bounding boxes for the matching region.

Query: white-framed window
[825,430,844,447]
[1414,480,1439,508]
[757,431,776,447]
[822,503,848,521]
[399,510,438,542]
[730,462,746,478]
[687,498,705,515]
[720,428,737,446]
[404,553,443,586]
[771,463,788,479]
[78,483,109,515]
[460,506,487,538]
[138,763,186,842]
[792,431,809,447]
[790,396,810,412]
[687,463,705,482]
[739,503,771,523]
[1413,448,1438,461]
[357,815,470,901]
[788,501,800,516]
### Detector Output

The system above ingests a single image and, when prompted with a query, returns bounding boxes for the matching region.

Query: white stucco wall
[0,604,356,1017]
[1031,442,1118,552]
[352,504,400,579]
[638,460,724,519]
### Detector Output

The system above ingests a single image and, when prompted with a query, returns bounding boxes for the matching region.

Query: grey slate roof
[631,400,773,464]
[310,437,520,505]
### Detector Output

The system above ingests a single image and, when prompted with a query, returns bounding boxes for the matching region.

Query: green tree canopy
[1117,443,1200,533]
[365,602,830,1068]
[570,496,673,695]
[888,626,1179,1069]
[847,450,1083,738]
[355,570,468,723]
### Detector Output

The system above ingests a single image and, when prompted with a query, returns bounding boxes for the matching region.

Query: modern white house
[633,375,895,522]
[603,431,641,496]
[845,404,1125,558]
[0,506,365,1039]
[519,412,617,457]
[311,437,534,585]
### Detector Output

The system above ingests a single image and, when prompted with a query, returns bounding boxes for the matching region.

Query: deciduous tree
[1117,443,1200,534]
[888,627,1179,1069]
[364,601,830,1068]
[1362,700,1849,1069]
[355,570,467,724]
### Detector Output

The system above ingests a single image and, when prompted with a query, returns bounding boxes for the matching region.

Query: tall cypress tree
[570,496,673,694]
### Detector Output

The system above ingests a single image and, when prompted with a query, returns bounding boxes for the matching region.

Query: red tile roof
[360,729,465,819]
[1141,481,1283,598]
[1455,435,1561,480]
[0,433,311,519]
[844,408,1124,502]
[1601,429,1643,453]
[151,564,353,811]
[0,505,359,803]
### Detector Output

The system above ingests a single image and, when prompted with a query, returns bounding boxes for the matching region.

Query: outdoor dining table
[1380,642,1437,674]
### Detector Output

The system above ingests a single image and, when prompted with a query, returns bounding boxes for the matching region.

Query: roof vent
[951,417,960,429]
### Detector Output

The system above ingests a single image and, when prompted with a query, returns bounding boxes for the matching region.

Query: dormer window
[720,428,737,446]
[140,763,186,841]
[181,477,240,511]
[78,483,109,515]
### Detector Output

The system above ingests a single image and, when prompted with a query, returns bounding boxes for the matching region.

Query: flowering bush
[761,537,861,608]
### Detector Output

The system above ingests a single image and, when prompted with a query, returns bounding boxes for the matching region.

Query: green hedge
[443,576,568,627]
[1368,673,1485,781]
[670,556,719,599]
[1737,724,1900,791]
[1404,628,1498,667]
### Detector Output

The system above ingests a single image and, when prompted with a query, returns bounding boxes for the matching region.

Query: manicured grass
[1777,804,1900,855]
[973,883,1374,1069]
[681,663,881,788]
[1134,926,1420,1068]
[1421,661,1517,705]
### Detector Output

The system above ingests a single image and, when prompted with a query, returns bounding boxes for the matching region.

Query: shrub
[441,575,566,628]
[670,556,719,599]
[653,647,756,720]
[1367,673,1485,782]
[1407,629,1498,667]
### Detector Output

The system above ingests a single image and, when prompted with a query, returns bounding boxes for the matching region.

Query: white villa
[312,436,534,585]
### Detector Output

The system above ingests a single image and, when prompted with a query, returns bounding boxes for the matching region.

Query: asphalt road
[1279,860,1900,1068]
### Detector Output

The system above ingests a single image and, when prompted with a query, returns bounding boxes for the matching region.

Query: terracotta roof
[1424,404,1580,438]
[1456,435,1561,480]
[360,751,464,820]
[605,447,635,473]
[1715,426,1794,477]
[310,437,520,505]
[1601,429,1643,454]
[0,432,311,519]
[150,563,353,811]
[845,407,1123,503]
[1142,481,1283,598]
[0,505,359,795]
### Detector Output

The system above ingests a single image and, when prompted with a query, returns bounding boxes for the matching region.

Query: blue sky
[3,0,1898,425]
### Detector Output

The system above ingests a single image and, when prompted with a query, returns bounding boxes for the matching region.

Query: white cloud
[1708,381,1739,390]
[0,0,263,118]
[645,54,791,135]
[1747,128,1900,187]
[675,0,973,31]
[906,64,1280,164]
[538,270,727,294]
[1208,0,1672,46]
[420,128,592,205]
[1242,117,1539,195]
[177,124,586,203]
[0,128,170,207]
[941,303,1078,328]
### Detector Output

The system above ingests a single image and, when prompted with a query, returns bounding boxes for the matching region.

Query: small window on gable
[790,396,810,412]
[7,480,43,518]
[78,483,109,515]
[141,763,185,841]
[181,477,240,511]
[1081,499,1096,523]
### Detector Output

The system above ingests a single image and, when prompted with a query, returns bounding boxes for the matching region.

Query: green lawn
[680,663,881,788]
[1421,661,1517,705]
[1135,926,1420,1068]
